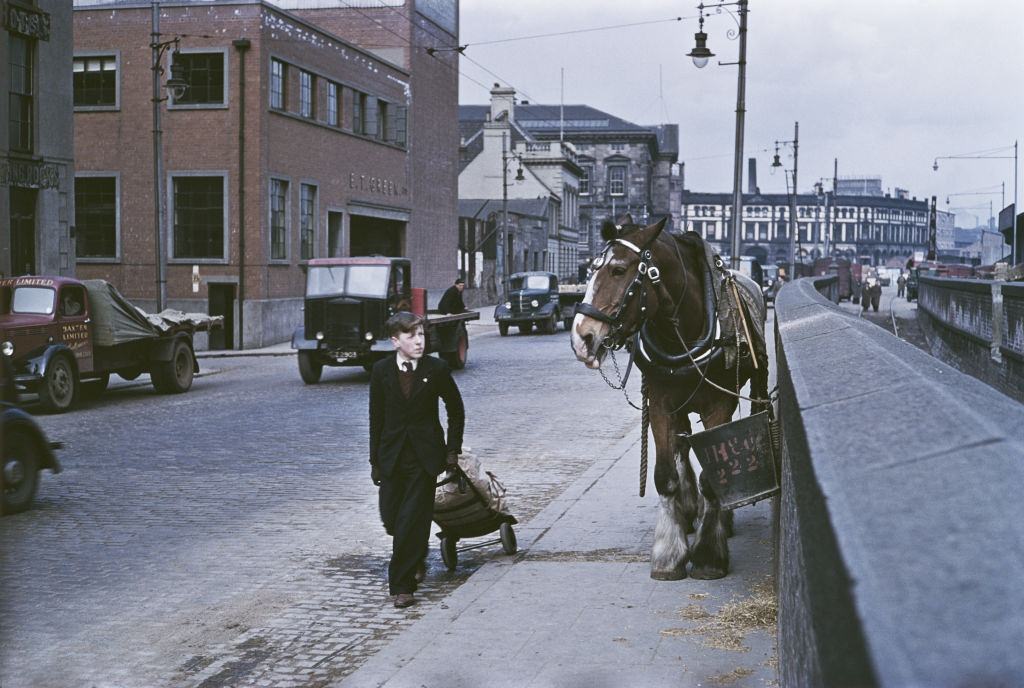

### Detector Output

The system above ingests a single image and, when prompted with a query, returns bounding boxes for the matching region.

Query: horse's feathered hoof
[650,567,687,581]
[689,565,728,580]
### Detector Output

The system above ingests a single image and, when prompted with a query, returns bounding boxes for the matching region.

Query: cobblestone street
[0,325,639,687]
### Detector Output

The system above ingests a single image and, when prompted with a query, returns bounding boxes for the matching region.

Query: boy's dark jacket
[369,354,465,477]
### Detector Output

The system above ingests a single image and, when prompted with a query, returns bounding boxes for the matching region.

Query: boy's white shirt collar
[395,351,419,371]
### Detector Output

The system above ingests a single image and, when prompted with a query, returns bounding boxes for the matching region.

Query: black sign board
[686,410,779,510]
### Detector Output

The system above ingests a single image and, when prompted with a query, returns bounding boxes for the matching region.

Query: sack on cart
[434,450,508,523]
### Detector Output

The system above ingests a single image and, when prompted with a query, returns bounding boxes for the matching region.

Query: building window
[270,59,285,110]
[173,52,224,105]
[353,91,366,134]
[611,143,626,151]
[394,105,407,147]
[579,165,592,195]
[299,70,314,118]
[9,36,33,153]
[172,176,224,259]
[608,166,626,196]
[300,184,316,260]
[73,55,117,108]
[377,99,389,140]
[327,82,339,126]
[270,179,288,260]
[75,176,117,259]
[364,96,378,137]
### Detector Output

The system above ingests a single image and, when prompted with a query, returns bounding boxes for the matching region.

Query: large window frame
[300,182,317,261]
[579,164,593,195]
[74,173,120,262]
[269,177,290,262]
[167,171,229,263]
[270,58,286,110]
[73,51,120,111]
[608,165,627,197]
[299,70,315,119]
[326,81,339,127]
[9,35,34,154]
[169,48,228,109]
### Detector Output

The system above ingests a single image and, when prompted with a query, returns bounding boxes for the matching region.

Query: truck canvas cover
[83,280,158,347]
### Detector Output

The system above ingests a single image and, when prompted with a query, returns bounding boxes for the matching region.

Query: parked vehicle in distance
[761,264,780,306]
[0,277,219,413]
[495,271,567,336]
[291,257,480,383]
[1,354,62,514]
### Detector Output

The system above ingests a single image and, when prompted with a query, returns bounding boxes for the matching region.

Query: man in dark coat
[437,277,466,314]
[369,312,465,608]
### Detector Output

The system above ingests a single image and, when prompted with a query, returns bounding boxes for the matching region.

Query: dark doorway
[10,188,37,276]
[350,215,404,256]
[208,283,235,350]
[328,211,344,257]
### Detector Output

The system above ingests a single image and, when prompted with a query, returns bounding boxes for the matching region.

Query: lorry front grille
[325,300,362,347]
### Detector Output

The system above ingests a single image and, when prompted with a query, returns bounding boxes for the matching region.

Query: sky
[457,0,1024,228]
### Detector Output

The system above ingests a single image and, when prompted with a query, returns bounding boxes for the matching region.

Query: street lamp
[932,142,1019,264]
[771,121,799,279]
[150,0,189,312]
[498,132,524,300]
[688,0,749,270]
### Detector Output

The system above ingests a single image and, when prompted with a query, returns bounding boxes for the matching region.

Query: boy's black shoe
[394,593,416,608]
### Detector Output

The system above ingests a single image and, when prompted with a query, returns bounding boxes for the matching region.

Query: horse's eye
[611,266,627,277]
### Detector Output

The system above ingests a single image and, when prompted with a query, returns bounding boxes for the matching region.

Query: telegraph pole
[788,122,799,278]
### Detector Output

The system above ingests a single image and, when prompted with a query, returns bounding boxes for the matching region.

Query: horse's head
[571,215,668,369]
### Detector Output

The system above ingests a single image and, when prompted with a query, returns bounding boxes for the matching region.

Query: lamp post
[151,0,188,312]
[771,122,799,278]
[499,132,524,300]
[688,0,748,270]
[933,141,1018,264]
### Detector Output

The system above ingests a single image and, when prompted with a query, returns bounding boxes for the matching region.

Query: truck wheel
[541,314,557,335]
[1,427,39,515]
[563,317,573,331]
[498,322,509,337]
[38,354,77,413]
[152,340,194,394]
[298,351,323,384]
[443,329,469,370]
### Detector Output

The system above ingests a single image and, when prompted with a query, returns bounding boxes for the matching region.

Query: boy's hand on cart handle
[371,464,381,486]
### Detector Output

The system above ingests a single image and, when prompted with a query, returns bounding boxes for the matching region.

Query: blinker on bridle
[574,232,662,350]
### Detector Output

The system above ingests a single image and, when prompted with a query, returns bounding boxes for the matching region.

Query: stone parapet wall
[774,276,1024,687]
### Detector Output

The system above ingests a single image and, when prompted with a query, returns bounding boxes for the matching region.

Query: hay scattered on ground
[708,667,755,685]
[660,577,776,653]
[688,592,709,600]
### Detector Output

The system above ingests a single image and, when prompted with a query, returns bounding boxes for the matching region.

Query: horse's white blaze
[570,269,609,368]
[651,494,690,576]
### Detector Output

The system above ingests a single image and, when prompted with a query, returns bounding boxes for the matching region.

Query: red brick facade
[73,1,459,348]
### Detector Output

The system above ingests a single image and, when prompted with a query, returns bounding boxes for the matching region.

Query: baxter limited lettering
[349,173,406,197]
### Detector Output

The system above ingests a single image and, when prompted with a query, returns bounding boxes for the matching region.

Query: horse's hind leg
[689,404,736,580]
[649,396,690,580]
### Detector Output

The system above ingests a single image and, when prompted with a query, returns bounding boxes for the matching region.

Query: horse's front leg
[690,403,737,580]
[649,393,690,580]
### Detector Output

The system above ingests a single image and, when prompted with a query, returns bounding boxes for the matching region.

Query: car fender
[1,405,62,474]
[536,302,557,317]
[23,344,79,382]
[291,326,319,350]
[493,304,511,319]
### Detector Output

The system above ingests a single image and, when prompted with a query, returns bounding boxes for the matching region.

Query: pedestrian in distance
[369,312,465,608]
[437,277,467,314]
[897,272,907,297]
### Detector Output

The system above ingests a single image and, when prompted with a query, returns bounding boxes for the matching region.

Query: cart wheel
[440,536,458,571]
[500,522,517,555]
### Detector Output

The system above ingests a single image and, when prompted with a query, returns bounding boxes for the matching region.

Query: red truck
[0,276,220,412]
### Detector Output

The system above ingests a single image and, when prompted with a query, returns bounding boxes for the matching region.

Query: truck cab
[292,257,479,383]
[494,271,562,336]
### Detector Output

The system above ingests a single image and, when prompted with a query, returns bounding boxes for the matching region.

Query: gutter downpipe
[233,38,250,349]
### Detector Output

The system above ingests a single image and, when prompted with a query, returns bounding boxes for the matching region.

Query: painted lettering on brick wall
[349,173,406,197]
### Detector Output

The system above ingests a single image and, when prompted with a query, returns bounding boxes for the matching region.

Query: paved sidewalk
[338,427,777,688]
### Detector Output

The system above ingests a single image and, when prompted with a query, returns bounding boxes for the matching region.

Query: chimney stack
[747,158,758,194]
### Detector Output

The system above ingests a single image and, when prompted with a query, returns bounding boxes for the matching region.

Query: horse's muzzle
[571,313,610,369]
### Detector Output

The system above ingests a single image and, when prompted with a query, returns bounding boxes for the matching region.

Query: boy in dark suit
[369,312,465,608]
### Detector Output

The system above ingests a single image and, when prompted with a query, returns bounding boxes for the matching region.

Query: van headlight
[1,341,13,356]
[364,332,374,341]
[315,331,325,341]
[531,299,539,307]
[504,301,512,309]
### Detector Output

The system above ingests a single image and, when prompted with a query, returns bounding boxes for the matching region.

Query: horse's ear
[632,216,668,247]
[620,213,635,226]
[600,219,619,242]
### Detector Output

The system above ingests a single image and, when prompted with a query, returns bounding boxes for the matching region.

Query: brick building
[73,0,459,348]
[1,1,74,278]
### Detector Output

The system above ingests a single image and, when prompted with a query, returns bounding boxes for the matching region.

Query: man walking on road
[897,272,907,297]
[369,312,465,608]
[438,277,467,314]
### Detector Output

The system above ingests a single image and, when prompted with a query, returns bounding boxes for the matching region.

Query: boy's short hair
[454,277,465,285]
[387,311,425,337]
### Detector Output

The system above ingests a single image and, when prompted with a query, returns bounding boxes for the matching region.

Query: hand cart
[434,464,518,571]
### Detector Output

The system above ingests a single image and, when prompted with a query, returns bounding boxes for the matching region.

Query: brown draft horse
[570,215,768,580]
